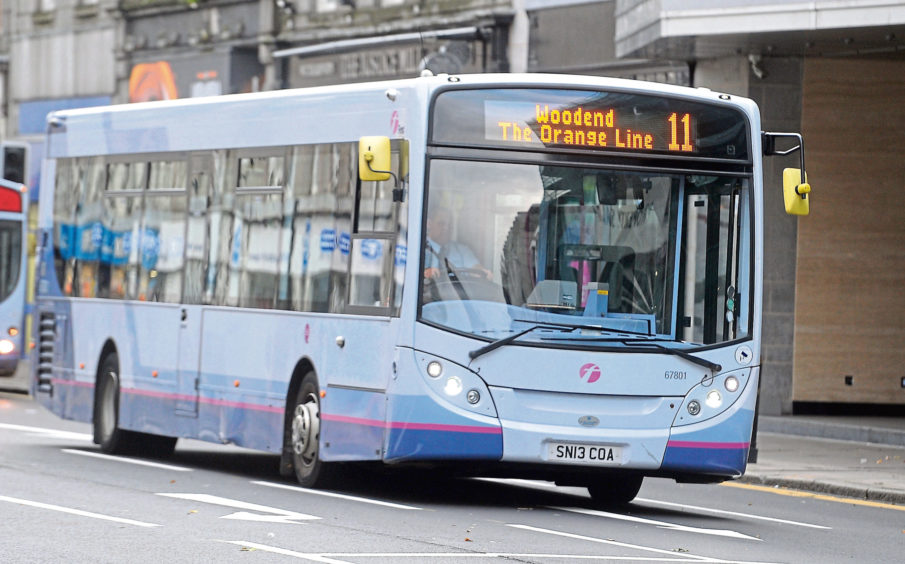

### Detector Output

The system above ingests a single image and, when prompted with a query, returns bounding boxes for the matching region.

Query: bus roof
[46,73,756,159]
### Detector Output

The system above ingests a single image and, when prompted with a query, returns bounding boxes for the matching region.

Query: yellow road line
[722,481,905,512]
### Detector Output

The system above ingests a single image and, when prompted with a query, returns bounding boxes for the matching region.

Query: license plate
[547,442,622,465]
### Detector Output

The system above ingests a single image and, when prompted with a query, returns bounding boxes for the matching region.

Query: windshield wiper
[468,324,575,361]
[621,340,722,372]
[512,318,654,337]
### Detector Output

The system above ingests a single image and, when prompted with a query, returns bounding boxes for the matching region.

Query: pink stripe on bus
[122,387,284,414]
[322,413,501,435]
[51,379,94,388]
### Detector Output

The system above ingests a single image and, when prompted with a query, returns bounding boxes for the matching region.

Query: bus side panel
[303,315,396,461]
[31,299,84,421]
[320,387,385,461]
[383,349,502,462]
[68,302,179,432]
[660,367,759,477]
[193,391,284,453]
[196,309,319,453]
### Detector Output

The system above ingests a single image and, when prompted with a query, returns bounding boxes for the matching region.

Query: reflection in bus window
[141,191,186,303]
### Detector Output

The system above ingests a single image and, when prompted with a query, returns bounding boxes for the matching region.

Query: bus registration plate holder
[547,442,622,465]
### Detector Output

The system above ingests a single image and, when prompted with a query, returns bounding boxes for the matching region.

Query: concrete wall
[10,28,116,101]
[793,57,905,406]
[748,57,804,415]
[694,55,803,415]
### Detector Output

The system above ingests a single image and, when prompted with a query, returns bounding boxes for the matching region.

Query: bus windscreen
[431,88,749,160]
[0,220,22,303]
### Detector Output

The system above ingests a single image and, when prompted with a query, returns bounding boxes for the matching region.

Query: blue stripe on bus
[385,426,503,461]
[661,442,749,475]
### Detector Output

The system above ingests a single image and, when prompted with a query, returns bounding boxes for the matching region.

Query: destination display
[431,88,749,160]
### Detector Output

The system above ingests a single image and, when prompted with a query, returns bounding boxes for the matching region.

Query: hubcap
[291,393,320,465]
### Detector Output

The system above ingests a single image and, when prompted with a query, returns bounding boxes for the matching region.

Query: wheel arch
[279,356,318,477]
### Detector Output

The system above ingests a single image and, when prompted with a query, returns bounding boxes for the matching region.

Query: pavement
[742,416,905,505]
[3,361,905,505]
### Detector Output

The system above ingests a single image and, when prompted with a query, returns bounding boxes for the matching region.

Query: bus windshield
[420,159,750,347]
[0,220,22,303]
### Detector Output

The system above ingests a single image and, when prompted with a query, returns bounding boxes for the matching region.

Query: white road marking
[636,497,831,530]
[0,422,92,441]
[252,480,422,510]
[0,494,160,527]
[220,541,742,562]
[220,541,353,563]
[549,506,760,541]
[62,448,193,471]
[475,477,562,489]
[157,493,319,524]
[508,523,744,563]
[480,477,831,531]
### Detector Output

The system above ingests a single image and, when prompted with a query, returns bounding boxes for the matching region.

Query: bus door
[175,154,212,416]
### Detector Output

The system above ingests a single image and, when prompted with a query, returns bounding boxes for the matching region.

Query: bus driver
[423,205,489,280]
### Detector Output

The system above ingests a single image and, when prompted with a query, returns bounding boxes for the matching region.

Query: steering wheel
[448,267,489,281]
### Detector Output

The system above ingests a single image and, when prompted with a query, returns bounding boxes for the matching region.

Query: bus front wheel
[290,372,334,487]
[587,475,643,507]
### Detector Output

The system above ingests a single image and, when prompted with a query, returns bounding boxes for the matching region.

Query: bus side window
[53,159,77,296]
[73,158,106,298]
[100,194,141,299]
[234,191,282,309]
[281,145,315,312]
[183,155,213,306]
[210,151,239,307]
[141,180,187,303]
[280,144,354,313]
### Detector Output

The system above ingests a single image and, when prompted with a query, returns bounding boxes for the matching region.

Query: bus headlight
[426,361,443,378]
[466,389,481,404]
[705,390,723,408]
[724,375,739,392]
[443,376,463,396]
[0,339,14,355]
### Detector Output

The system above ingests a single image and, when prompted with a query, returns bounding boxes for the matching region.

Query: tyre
[94,352,134,454]
[94,352,177,457]
[288,371,335,487]
[587,475,644,507]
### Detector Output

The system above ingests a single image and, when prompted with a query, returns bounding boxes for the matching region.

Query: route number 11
[668,112,693,152]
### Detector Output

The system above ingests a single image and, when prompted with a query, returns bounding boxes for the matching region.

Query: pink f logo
[580,363,601,383]
[390,111,400,135]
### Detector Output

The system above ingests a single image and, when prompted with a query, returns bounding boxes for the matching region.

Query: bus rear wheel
[289,372,334,487]
[95,353,135,454]
[587,475,643,507]
[94,352,177,457]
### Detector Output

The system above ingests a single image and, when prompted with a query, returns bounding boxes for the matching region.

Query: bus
[32,73,810,504]
[0,177,27,377]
